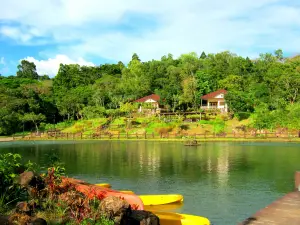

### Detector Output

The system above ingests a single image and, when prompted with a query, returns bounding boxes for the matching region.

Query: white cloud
[24,55,95,77]
[1,0,300,61]
[0,57,5,65]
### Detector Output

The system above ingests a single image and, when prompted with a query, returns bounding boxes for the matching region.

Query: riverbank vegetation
[0,152,115,225]
[1,49,300,136]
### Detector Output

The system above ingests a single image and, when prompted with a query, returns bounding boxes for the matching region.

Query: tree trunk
[35,123,39,134]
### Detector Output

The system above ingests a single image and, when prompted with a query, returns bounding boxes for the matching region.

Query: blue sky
[1,0,300,77]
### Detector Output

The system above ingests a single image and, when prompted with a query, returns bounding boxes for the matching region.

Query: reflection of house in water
[216,147,229,186]
[138,144,161,175]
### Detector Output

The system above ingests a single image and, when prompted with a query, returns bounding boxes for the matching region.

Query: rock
[16,202,31,214]
[29,218,47,225]
[0,215,10,225]
[18,171,35,187]
[99,196,131,224]
[121,210,160,225]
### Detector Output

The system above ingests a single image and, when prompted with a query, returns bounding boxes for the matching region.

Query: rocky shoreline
[0,171,160,225]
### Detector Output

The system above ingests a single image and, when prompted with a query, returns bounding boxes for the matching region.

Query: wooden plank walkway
[239,172,300,225]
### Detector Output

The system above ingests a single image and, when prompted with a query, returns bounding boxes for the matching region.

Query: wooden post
[118,133,120,139]
[295,171,300,191]
[67,133,69,139]
[72,133,75,139]
[136,132,138,139]
[81,133,82,139]
[194,133,196,139]
[126,132,129,139]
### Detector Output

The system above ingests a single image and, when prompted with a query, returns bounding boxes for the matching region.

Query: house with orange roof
[200,89,228,113]
[134,94,161,113]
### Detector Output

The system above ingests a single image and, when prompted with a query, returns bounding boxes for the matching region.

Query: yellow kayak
[151,211,210,225]
[144,203,183,212]
[139,194,183,206]
[95,183,112,188]
[119,190,135,194]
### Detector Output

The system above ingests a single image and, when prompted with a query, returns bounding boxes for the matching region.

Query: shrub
[213,117,226,134]
[0,153,31,211]
[156,127,173,135]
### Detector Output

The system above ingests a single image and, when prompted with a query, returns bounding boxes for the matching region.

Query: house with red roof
[200,89,228,112]
[134,94,161,113]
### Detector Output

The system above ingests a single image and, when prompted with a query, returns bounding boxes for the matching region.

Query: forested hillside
[1,49,300,135]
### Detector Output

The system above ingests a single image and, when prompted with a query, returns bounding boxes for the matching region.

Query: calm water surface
[0,141,300,224]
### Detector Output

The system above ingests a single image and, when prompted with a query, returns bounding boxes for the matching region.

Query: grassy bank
[7,115,300,143]
[9,136,300,143]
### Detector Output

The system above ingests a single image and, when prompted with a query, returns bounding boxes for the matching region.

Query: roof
[134,94,160,103]
[201,89,227,100]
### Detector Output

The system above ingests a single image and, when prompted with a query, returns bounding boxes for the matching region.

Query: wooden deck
[239,172,300,225]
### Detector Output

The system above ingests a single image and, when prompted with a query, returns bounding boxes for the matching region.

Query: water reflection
[1,141,300,224]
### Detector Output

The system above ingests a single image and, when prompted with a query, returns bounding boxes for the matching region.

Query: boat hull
[63,178,144,210]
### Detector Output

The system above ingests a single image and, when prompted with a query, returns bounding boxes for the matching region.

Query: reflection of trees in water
[4,141,300,193]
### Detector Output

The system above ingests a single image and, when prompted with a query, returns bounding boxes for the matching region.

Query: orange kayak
[62,177,144,210]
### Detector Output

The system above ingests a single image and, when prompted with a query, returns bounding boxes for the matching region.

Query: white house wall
[145,99,157,103]
[215,94,225,99]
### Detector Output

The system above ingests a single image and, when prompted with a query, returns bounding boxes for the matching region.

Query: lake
[0,140,300,224]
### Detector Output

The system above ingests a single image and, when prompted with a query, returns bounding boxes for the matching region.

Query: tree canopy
[1,49,300,135]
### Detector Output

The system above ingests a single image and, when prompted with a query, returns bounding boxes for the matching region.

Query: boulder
[99,196,131,224]
[18,171,35,187]
[16,202,31,215]
[121,210,160,225]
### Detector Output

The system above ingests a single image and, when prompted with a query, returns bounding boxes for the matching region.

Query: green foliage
[2,49,300,134]
[212,117,226,134]
[0,153,28,209]
[251,103,300,130]
[119,102,137,116]
[17,60,39,79]
[44,120,75,131]
[22,112,46,132]
[80,106,106,119]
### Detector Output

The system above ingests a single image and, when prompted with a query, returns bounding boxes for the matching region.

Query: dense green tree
[21,113,46,133]
[16,60,39,79]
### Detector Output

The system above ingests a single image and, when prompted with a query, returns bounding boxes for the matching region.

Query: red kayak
[62,177,144,210]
